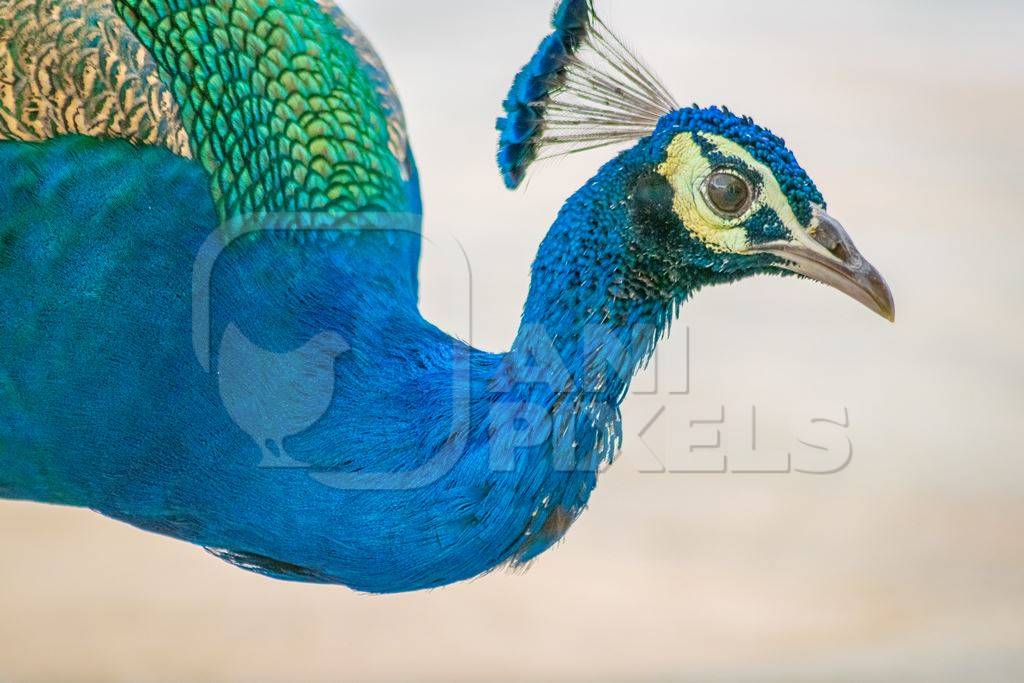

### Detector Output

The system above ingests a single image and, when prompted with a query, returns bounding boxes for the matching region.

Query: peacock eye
[705,170,753,217]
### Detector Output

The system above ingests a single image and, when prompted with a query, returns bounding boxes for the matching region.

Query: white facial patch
[656,132,807,253]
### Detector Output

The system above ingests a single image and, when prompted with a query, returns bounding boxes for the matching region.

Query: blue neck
[510,157,685,409]
[483,155,697,561]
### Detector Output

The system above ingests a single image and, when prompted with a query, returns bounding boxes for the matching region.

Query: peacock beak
[752,207,896,322]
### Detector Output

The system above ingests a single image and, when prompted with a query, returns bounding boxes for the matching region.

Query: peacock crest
[497,0,678,189]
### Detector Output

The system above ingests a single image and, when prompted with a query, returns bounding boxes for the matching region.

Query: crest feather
[497,0,677,189]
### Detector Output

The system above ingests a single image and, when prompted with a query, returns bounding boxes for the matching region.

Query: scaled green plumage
[114,0,403,218]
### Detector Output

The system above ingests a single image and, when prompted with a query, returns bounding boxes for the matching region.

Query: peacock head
[498,0,894,321]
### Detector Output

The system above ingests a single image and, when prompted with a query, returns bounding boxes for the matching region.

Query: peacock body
[0,0,893,593]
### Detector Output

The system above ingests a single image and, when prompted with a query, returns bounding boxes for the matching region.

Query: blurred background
[2,0,1023,681]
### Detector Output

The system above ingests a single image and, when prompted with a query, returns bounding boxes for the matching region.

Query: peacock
[0,0,893,593]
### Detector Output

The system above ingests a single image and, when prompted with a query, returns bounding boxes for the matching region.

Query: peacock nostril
[811,210,859,264]
[830,241,852,262]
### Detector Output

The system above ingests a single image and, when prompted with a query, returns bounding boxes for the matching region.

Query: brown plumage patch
[539,505,576,542]
[506,504,579,570]
[0,0,191,156]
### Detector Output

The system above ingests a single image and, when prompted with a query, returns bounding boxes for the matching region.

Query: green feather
[112,0,406,222]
